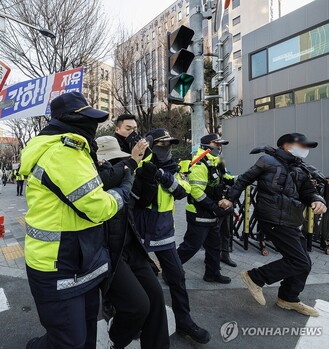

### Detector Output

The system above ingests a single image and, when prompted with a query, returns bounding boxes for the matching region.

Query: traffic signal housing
[167,25,195,105]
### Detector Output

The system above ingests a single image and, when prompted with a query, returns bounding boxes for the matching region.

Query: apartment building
[115,0,315,116]
[83,61,115,118]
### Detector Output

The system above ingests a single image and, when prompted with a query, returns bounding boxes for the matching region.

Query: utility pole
[190,0,205,151]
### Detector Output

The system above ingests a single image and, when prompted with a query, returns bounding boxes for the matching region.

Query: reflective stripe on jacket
[186,147,233,226]
[20,133,121,301]
[134,155,191,251]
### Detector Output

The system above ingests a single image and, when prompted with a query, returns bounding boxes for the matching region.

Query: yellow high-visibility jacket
[186,147,235,225]
[20,133,121,301]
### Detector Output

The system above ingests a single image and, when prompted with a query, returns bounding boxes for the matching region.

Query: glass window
[275,92,294,108]
[101,97,109,103]
[178,11,182,21]
[186,5,189,16]
[268,22,329,73]
[295,82,329,104]
[233,50,241,59]
[101,106,109,112]
[255,105,270,113]
[233,33,241,43]
[232,0,240,9]
[152,31,155,39]
[255,96,271,105]
[232,16,240,26]
[171,17,175,26]
[251,50,267,78]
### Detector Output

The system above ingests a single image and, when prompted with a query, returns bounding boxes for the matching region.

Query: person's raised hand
[131,139,149,164]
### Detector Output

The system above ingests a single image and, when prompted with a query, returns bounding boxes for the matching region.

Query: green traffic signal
[167,25,195,105]
[168,73,194,104]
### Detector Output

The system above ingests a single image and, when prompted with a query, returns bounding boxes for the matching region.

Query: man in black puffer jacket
[220,133,327,317]
[96,136,169,349]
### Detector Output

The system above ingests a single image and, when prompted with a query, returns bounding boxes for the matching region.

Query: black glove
[136,162,158,180]
[156,169,175,189]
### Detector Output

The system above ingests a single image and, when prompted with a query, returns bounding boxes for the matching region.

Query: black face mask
[153,145,172,164]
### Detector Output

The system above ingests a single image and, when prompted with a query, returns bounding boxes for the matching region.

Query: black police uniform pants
[107,243,170,349]
[248,221,312,302]
[220,216,233,253]
[30,286,99,349]
[17,180,24,195]
[155,248,194,328]
[177,219,223,276]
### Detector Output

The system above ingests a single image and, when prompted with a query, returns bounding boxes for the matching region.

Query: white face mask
[288,145,309,159]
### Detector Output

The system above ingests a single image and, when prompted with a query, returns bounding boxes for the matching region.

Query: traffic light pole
[190,0,205,152]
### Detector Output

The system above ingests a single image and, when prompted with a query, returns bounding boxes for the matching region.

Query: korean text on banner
[0,67,84,120]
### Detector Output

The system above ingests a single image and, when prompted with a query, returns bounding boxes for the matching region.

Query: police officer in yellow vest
[20,92,131,349]
[14,166,25,196]
[133,128,210,344]
[177,134,234,283]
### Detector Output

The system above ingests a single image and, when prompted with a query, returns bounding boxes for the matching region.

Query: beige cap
[96,136,131,161]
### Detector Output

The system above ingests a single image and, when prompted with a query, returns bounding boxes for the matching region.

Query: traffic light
[167,25,195,104]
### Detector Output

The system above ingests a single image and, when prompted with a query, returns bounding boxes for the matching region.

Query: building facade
[83,61,115,118]
[114,0,315,118]
[223,0,329,175]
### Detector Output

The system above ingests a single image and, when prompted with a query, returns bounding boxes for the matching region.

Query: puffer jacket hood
[20,133,90,176]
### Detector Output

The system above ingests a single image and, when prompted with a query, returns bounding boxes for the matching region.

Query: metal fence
[231,183,329,256]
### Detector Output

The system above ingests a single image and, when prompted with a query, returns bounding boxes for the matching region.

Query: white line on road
[295,299,329,349]
[0,288,10,313]
[97,305,175,349]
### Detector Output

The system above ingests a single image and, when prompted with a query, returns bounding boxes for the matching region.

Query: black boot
[203,271,231,284]
[220,251,237,267]
[177,322,211,344]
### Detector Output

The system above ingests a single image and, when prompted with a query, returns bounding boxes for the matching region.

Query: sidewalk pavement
[0,182,328,288]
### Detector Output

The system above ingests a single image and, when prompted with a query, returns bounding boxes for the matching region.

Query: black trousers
[248,222,312,302]
[155,248,193,328]
[220,216,232,253]
[30,287,99,349]
[107,244,169,349]
[17,180,24,195]
[177,219,223,276]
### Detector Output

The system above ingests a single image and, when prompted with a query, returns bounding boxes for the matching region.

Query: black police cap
[146,128,179,145]
[50,92,108,122]
[277,133,318,148]
[200,133,229,145]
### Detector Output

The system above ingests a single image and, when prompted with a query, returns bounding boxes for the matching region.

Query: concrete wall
[242,0,329,115]
[222,98,329,176]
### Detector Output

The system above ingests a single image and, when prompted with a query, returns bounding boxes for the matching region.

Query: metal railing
[231,183,329,255]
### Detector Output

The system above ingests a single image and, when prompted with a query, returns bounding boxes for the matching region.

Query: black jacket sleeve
[299,177,326,206]
[99,159,137,191]
[229,156,267,202]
